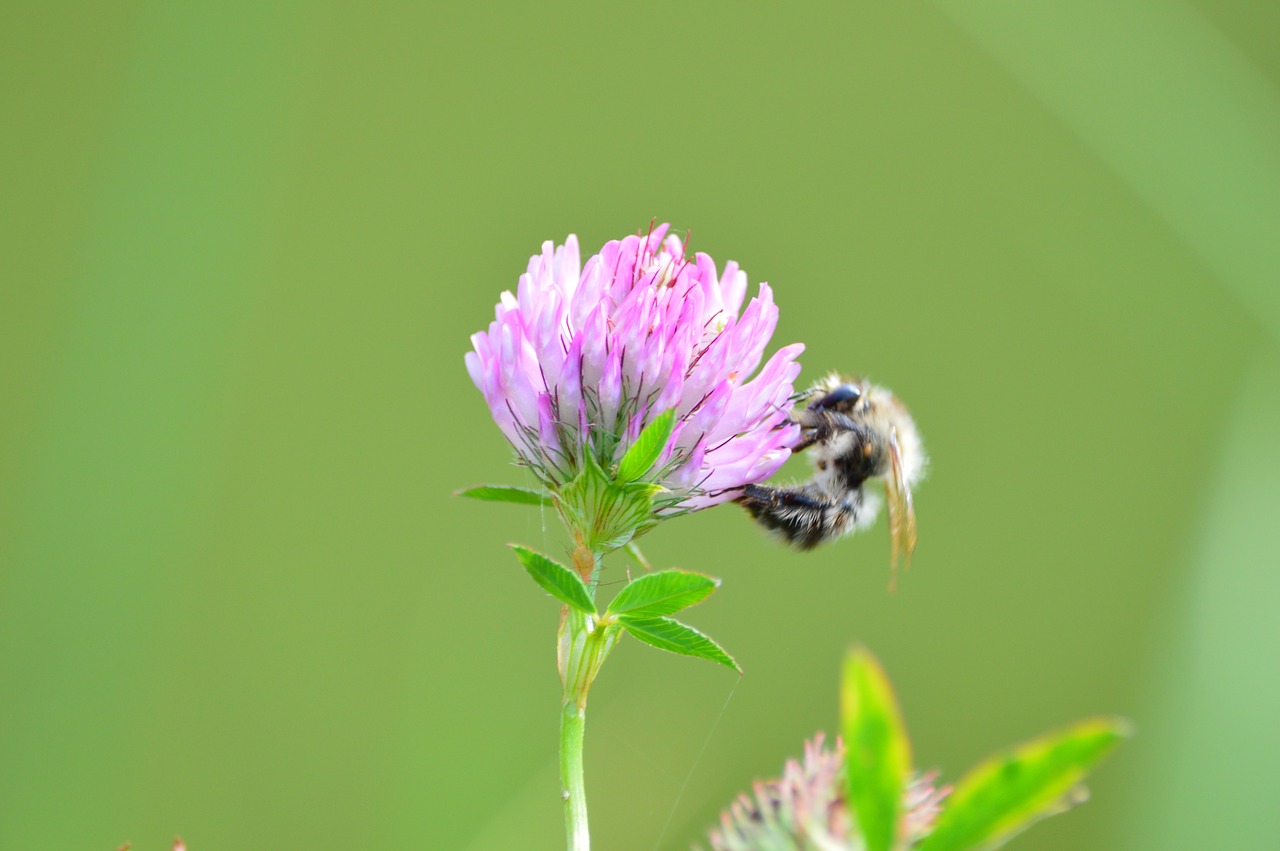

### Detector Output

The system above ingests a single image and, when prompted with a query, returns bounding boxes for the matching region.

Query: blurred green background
[3,2,1278,849]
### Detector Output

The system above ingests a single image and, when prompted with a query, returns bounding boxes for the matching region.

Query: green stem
[558,606,597,851]
[556,547,618,851]
[560,695,590,851]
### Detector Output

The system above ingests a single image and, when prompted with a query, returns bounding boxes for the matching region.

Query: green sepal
[841,647,912,851]
[509,545,596,615]
[606,569,718,619]
[455,484,551,506]
[615,409,677,483]
[618,615,740,673]
[918,717,1130,851]
[623,541,654,572]
[557,453,663,552]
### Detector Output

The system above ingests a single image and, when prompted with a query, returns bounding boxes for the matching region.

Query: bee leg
[737,483,855,550]
[791,432,821,453]
[789,407,846,454]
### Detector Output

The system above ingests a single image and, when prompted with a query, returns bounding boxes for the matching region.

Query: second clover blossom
[704,735,949,851]
[466,224,804,549]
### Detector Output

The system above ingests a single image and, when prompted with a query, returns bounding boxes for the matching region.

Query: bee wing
[885,428,918,588]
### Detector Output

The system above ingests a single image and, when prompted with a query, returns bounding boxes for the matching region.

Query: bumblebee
[737,375,925,575]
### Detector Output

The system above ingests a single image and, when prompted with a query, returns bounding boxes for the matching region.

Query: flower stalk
[559,695,589,851]
[466,226,789,850]
[557,596,622,851]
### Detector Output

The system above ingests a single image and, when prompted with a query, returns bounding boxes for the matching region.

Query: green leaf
[615,409,677,483]
[841,647,913,851]
[918,717,1130,851]
[618,616,740,673]
[509,545,596,615]
[607,569,718,619]
[455,484,551,506]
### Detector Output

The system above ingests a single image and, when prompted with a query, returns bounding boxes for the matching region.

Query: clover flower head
[466,224,804,517]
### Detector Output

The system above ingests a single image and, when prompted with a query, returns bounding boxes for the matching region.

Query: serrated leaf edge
[618,615,741,673]
[606,569,719,619]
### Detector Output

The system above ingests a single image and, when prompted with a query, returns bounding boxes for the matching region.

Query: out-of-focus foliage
[918,719,1127,851]
[705,649,1125,850]
[842,649,913,851]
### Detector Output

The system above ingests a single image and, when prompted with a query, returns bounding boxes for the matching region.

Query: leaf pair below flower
[508,544,738,673]
[602,566,740,671]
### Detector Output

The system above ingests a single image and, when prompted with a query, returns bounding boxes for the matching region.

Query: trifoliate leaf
[455,484,551,506]
[509,545,595,615]
[607,569,718,619]
[918,717,1130,851]
[619,615,740,673]
[841,647,913,851]
[615,409,677,483]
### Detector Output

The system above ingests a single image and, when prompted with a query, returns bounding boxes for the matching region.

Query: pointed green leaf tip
[455,484,551,506]
[606,569,718,619]
[841,647,912,851]
[509,545,596,615]
[918,717,1130,851]
[619,616,740,673]
[615,409,677,483]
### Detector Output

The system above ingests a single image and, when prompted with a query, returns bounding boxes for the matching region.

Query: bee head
[804,374,926,488]
[809,381,863,414]
[806,373,871,414]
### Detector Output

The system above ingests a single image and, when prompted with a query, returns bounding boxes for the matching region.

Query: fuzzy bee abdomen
[738,483,861,550]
